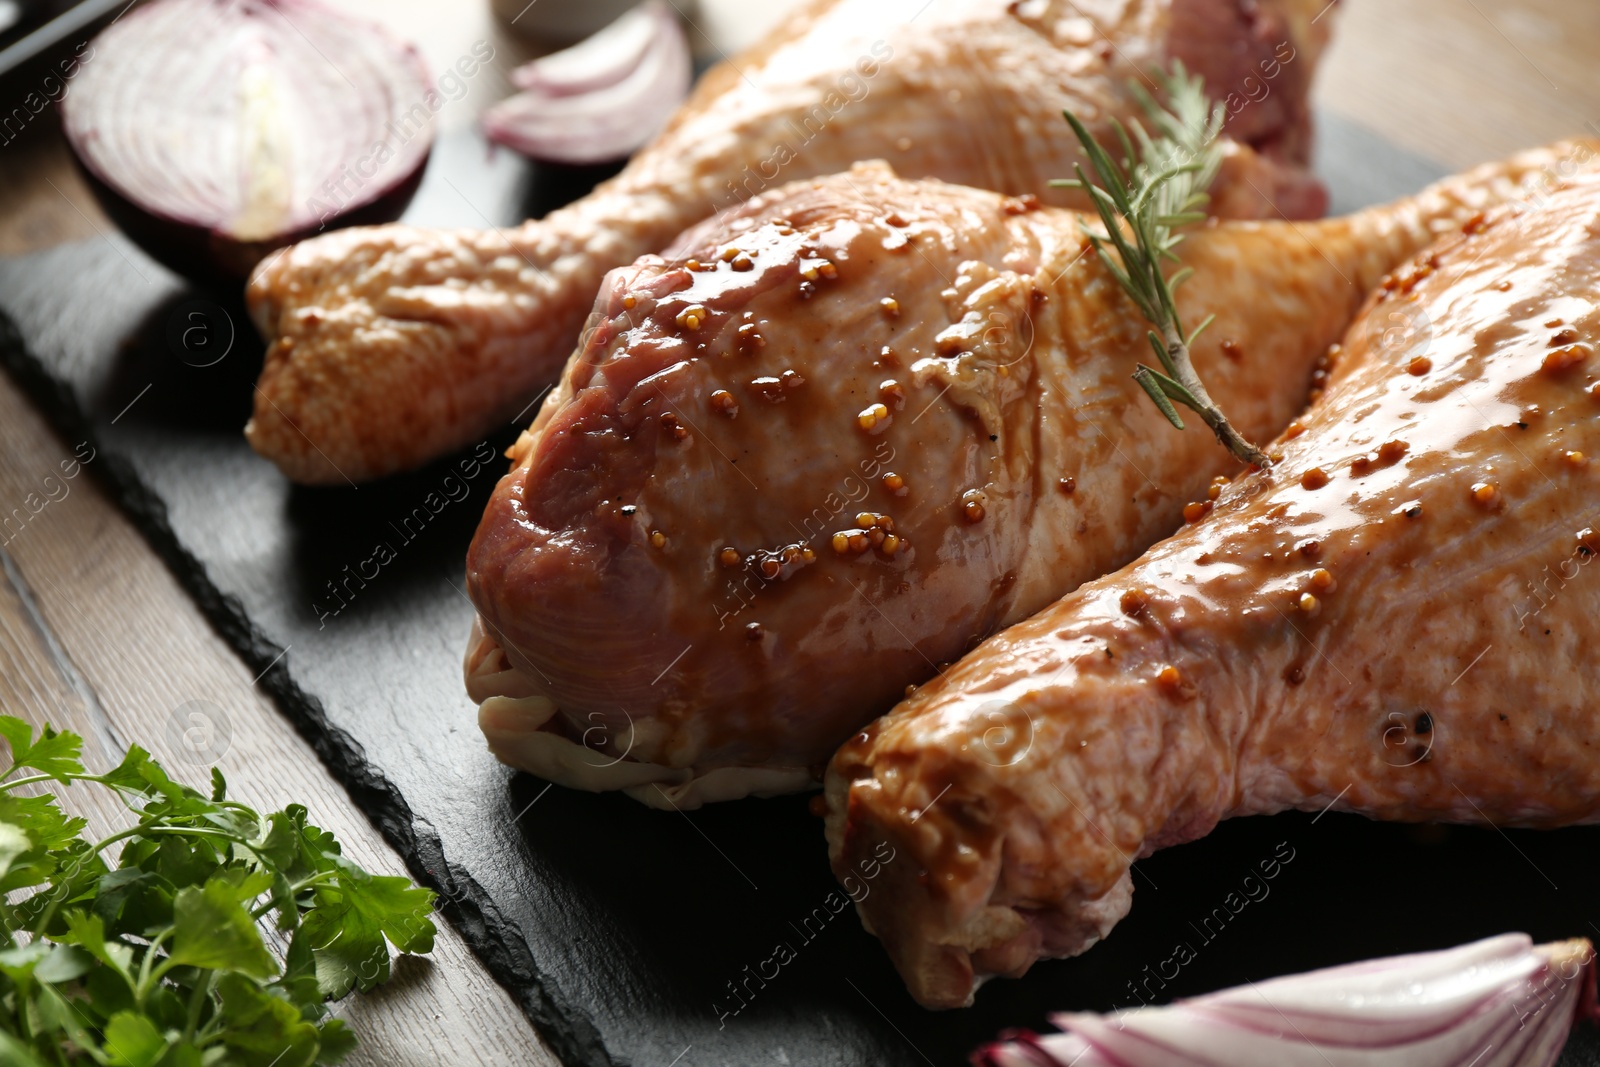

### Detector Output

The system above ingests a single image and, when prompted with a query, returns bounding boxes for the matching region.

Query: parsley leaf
[0,719,85,783]
[0,716,437,1063]
[169,873,277,978]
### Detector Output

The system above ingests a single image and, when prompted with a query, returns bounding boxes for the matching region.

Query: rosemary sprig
[1052,62,1269,467]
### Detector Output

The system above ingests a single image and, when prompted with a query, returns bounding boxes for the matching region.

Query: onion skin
[71,155,429,281]
[61,0,434,283]
[973,935,1598,1067]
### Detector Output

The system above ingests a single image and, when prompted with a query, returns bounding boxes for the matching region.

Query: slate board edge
[0,308,614,1067]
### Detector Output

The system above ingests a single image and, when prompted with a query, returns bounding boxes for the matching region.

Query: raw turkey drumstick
[464,142,1593,809]
[826,159,1600,1009]
[246,0,1336,484]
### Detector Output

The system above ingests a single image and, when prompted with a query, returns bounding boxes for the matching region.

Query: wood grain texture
[1313,0,1600,167]
[0,1,552,1059]
[0,373,559,1067]
[0,115,101,256]
[1,0,1599,1063]
[9,0,1600,257]
[0,0,545,257]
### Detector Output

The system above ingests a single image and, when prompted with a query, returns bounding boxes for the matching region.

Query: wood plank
[1,3,1598,1063]
[1315,0,1600,166]
[0,115,101,257]
[13,0,1600,263]
[0,0,544,257]
[0,370,558,1067]
[0,538,133,845]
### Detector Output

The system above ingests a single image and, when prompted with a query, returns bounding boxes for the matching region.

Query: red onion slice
[61,0,434,281]
[508,0,661,97]
[974,935,1598,1067]
[482,1,690,166]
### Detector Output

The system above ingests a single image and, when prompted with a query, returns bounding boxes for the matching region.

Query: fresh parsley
[0,716,436,1066]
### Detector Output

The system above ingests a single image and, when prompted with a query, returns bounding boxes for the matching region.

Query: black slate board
[4,113,1600,1067]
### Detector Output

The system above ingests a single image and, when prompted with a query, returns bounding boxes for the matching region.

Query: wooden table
[1,1,1597,1063]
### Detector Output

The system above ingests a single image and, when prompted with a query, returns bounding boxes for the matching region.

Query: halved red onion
[482,0,690,166]
[974,935,1598,1067]
[61,0,434,282]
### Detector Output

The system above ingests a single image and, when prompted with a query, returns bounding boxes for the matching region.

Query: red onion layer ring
[975,935,1598,1067]
[62,0,434,281]
[482,0,691,166]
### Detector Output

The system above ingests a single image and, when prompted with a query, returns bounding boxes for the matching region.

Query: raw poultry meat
[463,141,1591,809]
[245,0,1337,484]
[825,154,1600,1008]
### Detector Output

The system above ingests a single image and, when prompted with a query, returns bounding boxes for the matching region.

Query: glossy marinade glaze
[245,0,1335,484]
[464,143,1594,809]
[825,159,1600,1008]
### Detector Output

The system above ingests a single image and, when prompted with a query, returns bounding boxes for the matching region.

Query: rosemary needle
[1052,62,1270,468]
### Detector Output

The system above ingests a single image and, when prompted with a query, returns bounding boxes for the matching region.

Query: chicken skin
[245,0,1336,484]
[463,143,1590,809]
[825,152,1600,1009]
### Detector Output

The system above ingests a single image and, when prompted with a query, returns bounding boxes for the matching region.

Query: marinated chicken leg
[246,0,1336,484]
[826,156,1600,1008]
[464,143,1590,809]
